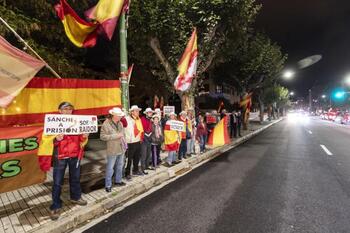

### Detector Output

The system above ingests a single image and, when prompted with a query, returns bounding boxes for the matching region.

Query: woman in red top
[196,115,208,153]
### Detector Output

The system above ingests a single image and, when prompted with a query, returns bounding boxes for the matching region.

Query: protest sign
[44,114,98,135]
[168,120,185,132]
[163,106,175,115]
[0,126,46,193]
[206,115,217,124]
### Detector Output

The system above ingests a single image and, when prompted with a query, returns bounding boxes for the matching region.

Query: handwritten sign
[206,115,217,124]
[44,114,98,135]
[163,106,175,115]
[168,120,185,132]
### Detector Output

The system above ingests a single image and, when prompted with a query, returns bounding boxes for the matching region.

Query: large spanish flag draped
[164,122,180,151]
[0,36,45,108]
[55,0,99,48]
[85,0,127,40]
[0,77,121,127]
[208,116,230,147]
[174,28,198,92]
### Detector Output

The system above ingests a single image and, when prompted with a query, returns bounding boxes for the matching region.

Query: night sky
[255,0,350,97]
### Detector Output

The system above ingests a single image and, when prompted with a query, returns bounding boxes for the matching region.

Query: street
[84,118,350,233]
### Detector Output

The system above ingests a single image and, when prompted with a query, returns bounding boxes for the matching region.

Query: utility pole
[309,89,312,112]
[119,11,129,111]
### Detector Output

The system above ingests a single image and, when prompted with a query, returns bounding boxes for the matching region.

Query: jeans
[125,142,141,176]
[151,144,160,167]
[167,151,177,165]
[141,141,151,171]
[105,154,124,188]
[178,139,187,160]
[199,135,206,152]
[187,138,195,154]
[51,157,81,210]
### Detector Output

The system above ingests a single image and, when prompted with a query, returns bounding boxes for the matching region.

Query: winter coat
[100,119,126,156]
[150,123,164,145]
[54,135,86,160]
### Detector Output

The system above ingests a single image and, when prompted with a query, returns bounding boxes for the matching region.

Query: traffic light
[334,91,345,99]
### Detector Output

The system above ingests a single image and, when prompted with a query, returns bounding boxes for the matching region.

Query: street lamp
[322,94,326,99]
[290,91,295,96]
[345,75,350,86]
[283,70,295,80]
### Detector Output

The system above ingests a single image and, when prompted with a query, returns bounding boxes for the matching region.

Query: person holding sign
[150,114,164,169]
[44,102,88,221]
[164,112,180,166]
[100,107,127,193]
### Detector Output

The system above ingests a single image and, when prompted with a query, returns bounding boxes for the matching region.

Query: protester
[187,108,196,155]
[196,115,208,153]
[140,107,154,174]
[124,105,144,179]
[164,112,180,166]
[237,110,242,137]
[230,110,238,138]
[178,111,188,160]
[100,107,127,193]
[150,114,164,169]
[49,102,88,220]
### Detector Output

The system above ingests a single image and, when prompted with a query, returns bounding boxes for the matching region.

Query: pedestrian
[100,107,127,193]
[124,105,144,179]
[140,107,154,174]
[178,111,188,160]
[187,108,196,156]
[48,102,88,220]
[196,115,208,153]
[150,114,164,169]
[237,110,242,137]
[230,110,238,138]
[164,112,180,166]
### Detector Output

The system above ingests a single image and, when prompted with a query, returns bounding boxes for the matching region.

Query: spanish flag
[134,117,144,140]
[55,0,99,48]
[0,77,121,127]
[164,122,180,151]
[85,0,127,40]
[174,28,198,92]
[208,116,230,146]
[240,92,252,124]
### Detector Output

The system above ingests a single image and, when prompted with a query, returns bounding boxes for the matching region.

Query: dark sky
[255,0,350,97]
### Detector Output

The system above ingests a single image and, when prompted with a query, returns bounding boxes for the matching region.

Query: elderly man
[124,105,144,179]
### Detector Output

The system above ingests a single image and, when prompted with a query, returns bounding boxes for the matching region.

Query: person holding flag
[164,112,180,166]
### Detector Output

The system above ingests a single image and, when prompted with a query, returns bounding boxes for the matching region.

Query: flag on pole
[174,28,198,92]
[0,36,45,108]
[207,116,230,147]
[55,0,99,48]
[240,92,253,124]
[127,63,134,84]
[85,0,127,40]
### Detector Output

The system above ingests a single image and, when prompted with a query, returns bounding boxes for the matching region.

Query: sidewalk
[0,119,282,233]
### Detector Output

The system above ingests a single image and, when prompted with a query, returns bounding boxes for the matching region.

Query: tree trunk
[180,92,194,111]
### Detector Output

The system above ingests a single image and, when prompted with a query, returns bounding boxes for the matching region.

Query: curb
[29,118,283,233]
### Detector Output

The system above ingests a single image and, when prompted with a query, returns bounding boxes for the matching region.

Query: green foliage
[263,84,290,107]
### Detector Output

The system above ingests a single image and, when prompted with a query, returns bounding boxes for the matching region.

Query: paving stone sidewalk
[0,120,280,233]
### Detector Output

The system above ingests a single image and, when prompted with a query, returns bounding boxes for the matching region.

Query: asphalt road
[84,117,350,233]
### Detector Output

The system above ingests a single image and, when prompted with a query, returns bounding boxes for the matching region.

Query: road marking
[308,130,313,134]
[320,145,333,156]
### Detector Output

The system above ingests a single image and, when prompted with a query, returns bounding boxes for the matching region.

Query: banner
[206,115,217,124]
[44,114,98,135]
[167,120,185,132]
[0,77,121,127]
[163,106,175,116]
[0,126,46,193]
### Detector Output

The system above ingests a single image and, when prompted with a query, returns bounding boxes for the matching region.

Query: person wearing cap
[186,108,196,156]
[164,112,180,166]
[150,114,164,169]
[124,105,144,179]
[140,107,154,174]
[100,107,127,192]
[178,111,188,160]
[49,102,88,220]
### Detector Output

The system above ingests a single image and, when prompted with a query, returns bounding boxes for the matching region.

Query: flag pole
[119,10,129,111]
[0,16,62,79]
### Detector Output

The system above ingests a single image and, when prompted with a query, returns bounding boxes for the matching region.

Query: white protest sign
[168,120,185,132]
[44,114,98,135]
[163,106,175,115]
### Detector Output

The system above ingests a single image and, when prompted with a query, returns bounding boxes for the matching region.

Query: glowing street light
[321,94,326,99]
[283,70,295,80]
[345,75,350,86]
[290,91,295,96]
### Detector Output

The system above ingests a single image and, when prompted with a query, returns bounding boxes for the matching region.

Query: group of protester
[48,101,243,220]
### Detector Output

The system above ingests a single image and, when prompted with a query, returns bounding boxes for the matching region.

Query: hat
[168,112,177,117]
[109,107,125,117]
[143,107,154,114]
[179,111,187,116]
[154,108,162,113]
[129,105,142,112]
[58,101,74,110]
[152,114,160,119]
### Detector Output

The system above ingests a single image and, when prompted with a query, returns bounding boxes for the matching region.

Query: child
[150,114,164,169]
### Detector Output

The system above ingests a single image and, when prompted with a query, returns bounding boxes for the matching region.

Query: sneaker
[70,198,87,206]
[165,162,173,167]
[50,209,60,221]
[146,167,155,170]
[134,171,144,176]
[173,160,181,164]
[105,187,112,193]
[142,170,149,175]
[115,182,126,186]
[126,175,132,180]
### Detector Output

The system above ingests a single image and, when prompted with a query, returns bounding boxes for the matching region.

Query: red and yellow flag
[55,0,99,48]
[240,92,252,124]
[174,28,198,92]
[85,0,127,40]
[208,116,230,147]
[0,36,45,108]
[0,77,121,127]
[164,123,180,151]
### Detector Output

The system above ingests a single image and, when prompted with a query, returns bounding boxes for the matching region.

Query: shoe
[146,167,155,170]
[173,160,181,164]
[70,198,87,206]
[165,163,173,167]
[126,175,132,180]
[50,209,60,221]
[134,171,144,176]
[115,182,126,186]
[142,170,149,175]
[105,187,112,193]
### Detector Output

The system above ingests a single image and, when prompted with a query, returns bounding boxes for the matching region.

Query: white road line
[320,145,333,156]
[308,130,313,134]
